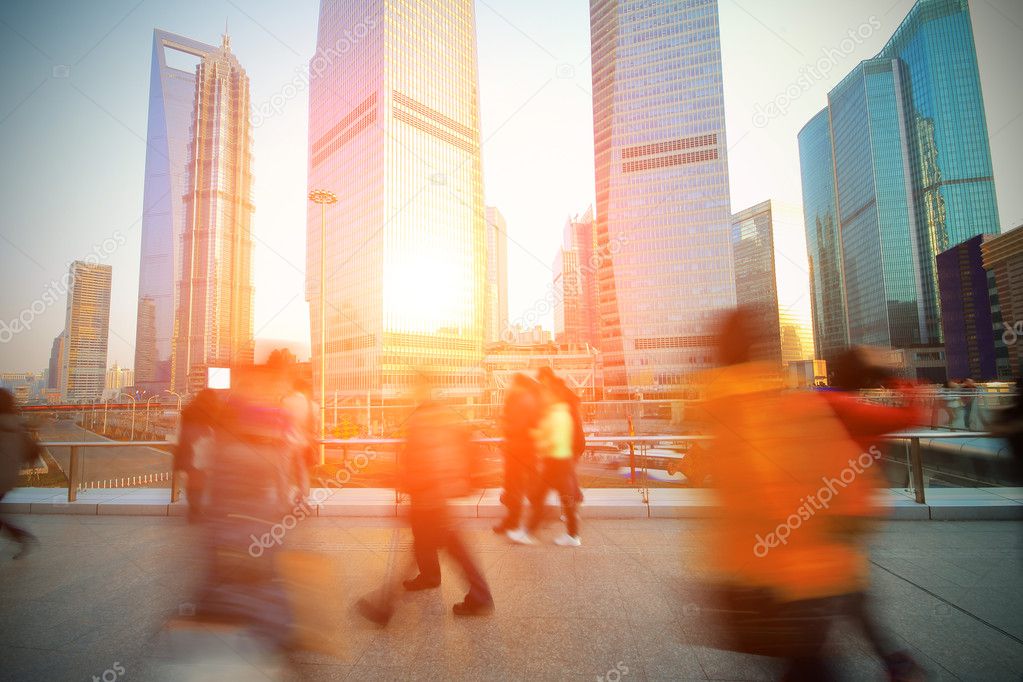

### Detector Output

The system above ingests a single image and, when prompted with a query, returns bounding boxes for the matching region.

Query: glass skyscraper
[171,33,255,393]
[590,0,735,398]
[307,0,486,402]
[798,0,1000,358]
[134,30,216,394]
[731,200,815,366]
[554,207,599,348]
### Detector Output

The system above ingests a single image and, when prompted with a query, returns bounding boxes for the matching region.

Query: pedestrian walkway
[0,515,1020,680]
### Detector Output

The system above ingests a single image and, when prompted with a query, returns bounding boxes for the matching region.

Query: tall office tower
[134,30,217,394]
[554,207,598,347]
[798,0,999,359]
[307,0,486,402]
[590,0,735,398]
[47,333,65,391]
[61,261,112,402]
[172,32,255,393]
[731,201,815,366]
[982,225,1023,377]
[485,206,509,344]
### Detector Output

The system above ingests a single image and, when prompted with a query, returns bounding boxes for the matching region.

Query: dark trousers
[500,446,534,527]
[527,458,578,537]
[0,492,33,545]
[410,505,492,605]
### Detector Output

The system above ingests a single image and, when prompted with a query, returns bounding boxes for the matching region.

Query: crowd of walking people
[3,305,1023,679]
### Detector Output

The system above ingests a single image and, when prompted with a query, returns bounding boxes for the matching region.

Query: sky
[0,0,1021,373]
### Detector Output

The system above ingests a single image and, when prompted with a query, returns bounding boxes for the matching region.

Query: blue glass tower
[134,30,215,395]
[798,0,999,358]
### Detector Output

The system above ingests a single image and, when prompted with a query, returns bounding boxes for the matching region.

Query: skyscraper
[307,0,486,402]
[485,206,509,345]
[982,224,1023,377]
[134,30,217,394]
[798,0,1000,358]
[590,0,735,398]
[62,261,112,402]
[171,32,255,393]
[731,200,815,366]
[554,207,598,347]
[47,333,65,392]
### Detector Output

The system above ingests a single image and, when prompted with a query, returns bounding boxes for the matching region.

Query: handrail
[38,431,1008,505]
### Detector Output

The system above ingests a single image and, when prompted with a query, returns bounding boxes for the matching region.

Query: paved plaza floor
[0,515,1020,680]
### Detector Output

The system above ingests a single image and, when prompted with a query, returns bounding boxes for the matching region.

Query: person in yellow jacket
[506,382,581,546]
[696,307,870,680]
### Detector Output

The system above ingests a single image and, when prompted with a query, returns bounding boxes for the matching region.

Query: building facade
[590,0,735,398]
[798,0,1000,359]
[730,200,815,366]
[936,235,1006,381]
[307,0,486,402]
[483,341,601,404]
[104,363,136,398]
[982,224,1023,377]
[47,333,65,392]
[62,261,112,402]
[554,207,599,348]
[485,206,509,344]
[134,30,217,395]
[171,33,255,394]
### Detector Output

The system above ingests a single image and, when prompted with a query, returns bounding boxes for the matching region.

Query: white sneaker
[505,528,536,545]
[553,533,582,547]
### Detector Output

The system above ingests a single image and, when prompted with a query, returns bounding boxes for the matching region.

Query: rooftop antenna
[222,17,230,50]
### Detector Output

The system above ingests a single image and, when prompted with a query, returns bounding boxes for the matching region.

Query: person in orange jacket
[697,308,872,680]
[820,347,926,681]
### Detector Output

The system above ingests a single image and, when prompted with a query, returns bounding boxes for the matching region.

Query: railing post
[170,469,180,503]
[68,446,80,503]
[909,437,926,504]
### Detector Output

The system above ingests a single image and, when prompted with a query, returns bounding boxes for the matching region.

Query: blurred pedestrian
[494,373,541,537]
[538,366,586,501]
[174,389,220,522]
[989,377,1023,484]
[357,373,493,624]
[697,308,868,680]
[191,366,296,650]
[514,378,580,547]
[0,389,38,558]
[282,378,317,502]
[961,378,978,430]
[824,348,927,681]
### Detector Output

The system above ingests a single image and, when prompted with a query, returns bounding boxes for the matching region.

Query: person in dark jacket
[0,389,38,558]
[357,373,493,624]
[494,373,541,536]
[175,389,220,521]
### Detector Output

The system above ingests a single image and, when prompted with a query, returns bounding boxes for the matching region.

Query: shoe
[492,521,512,534]
[505,528,535,545]
[355,598,392,626]
[553,533,582,547]
[402,575,441,591]
[452,597,494,616]
[12,534,38,560]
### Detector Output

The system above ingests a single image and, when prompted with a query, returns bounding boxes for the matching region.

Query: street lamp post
[309,189,337,466]
[120,393,136,441]
[145,395,159,434]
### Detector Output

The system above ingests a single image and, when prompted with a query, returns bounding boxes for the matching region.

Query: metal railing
[37,430,1003,506]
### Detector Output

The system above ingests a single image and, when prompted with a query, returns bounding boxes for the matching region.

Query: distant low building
[504,324,554,346]
[483,341,601,404]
